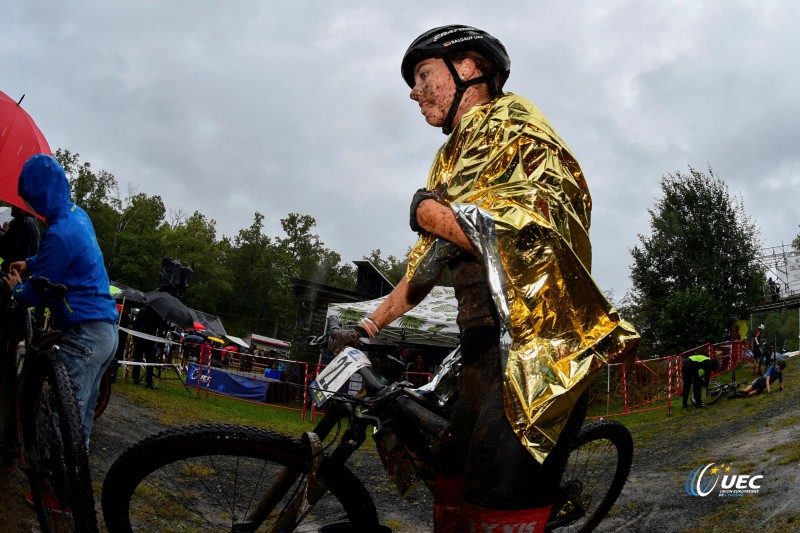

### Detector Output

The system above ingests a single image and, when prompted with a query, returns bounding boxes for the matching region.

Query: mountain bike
[101,321,633,532]
[0,277,98,532]
[690,368,742,406]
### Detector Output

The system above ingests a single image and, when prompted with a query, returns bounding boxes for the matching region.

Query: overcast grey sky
[3,1,798,301]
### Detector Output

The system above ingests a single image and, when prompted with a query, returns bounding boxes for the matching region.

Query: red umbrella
[192,321,206,331]
[0,90,50,219]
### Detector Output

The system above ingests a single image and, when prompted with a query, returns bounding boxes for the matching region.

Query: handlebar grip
[358,365,387,395]
[396,395,453,442]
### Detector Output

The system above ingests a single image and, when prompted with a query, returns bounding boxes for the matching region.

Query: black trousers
[132,340,156,385]
[436,326,588,509]
[682,359,703,407]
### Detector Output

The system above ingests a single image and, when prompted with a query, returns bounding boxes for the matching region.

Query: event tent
[326,286,459,347]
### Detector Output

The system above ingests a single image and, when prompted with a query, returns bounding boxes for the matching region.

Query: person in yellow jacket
[682,354,720,408]
[331,25,638,532]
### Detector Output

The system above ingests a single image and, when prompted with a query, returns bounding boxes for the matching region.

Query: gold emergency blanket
[407,94,639,463]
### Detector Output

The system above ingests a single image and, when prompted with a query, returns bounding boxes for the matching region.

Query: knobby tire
[702,381,724,405]
[101,424,381,533]
[548,419,634,533]
[690,380,724,406]
[21,349,98,533]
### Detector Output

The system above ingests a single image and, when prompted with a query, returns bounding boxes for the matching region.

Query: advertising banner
[185,364,268,402]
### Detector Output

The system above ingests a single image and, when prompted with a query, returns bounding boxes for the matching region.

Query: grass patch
[767,438,800,465]
[111,371,381,451]
[682,494,761,533]
[113,374,317,436]
[772,414,800,429]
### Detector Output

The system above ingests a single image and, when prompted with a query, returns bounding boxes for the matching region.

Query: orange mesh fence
[155,348,312,418]
[146,339,752,422]
[585,340,750,418]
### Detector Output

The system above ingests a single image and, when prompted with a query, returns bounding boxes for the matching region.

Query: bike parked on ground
[691,367,742,406]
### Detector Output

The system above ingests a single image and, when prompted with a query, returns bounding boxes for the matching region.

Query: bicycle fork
[235,432,330,533]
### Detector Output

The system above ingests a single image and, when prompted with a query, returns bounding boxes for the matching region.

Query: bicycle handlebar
[311,316,453,442]
[357,363,452,442]
[31,277,68,301]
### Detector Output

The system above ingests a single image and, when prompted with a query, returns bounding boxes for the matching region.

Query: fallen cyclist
[330,25,638,533]
[732,358,785,398]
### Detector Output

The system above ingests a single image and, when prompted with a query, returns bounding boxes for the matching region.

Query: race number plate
[309,347,372,407]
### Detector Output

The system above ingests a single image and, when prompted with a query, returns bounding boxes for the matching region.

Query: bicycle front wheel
[101,424,381,533]
[21,349,98,533]
[548,419,634,533]
[702,381,724,405]
[690,380,724,406]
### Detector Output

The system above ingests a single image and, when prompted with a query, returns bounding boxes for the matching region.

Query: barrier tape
[117,326,182,345]
[117,361,180,367]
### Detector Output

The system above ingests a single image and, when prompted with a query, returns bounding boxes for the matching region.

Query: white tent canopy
[326,286,459,347]
[225,335,249,349]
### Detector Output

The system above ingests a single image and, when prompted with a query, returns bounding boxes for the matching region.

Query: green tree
[793,226,800,251]
[162,211,232,314]
[111,193,168,290]
[363,249,408,285]
[221,212,275,336]
[629,166,763,354]
[55,149,121,265]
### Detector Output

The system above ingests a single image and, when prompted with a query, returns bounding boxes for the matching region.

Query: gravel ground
[1,367,798,532]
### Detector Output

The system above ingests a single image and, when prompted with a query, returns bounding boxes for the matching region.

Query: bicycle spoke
[103,426,379,532]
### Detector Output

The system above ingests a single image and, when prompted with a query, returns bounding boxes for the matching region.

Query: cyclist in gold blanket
[333,25,639,532]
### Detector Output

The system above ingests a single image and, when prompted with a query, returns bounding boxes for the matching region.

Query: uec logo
[686,463,763,497]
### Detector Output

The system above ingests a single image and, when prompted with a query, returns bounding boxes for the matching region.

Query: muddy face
[410,57,456,128]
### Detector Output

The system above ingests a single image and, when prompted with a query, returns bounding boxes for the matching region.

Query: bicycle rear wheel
[690,380,723,406]
[548,419,634,533]
[101,424,382,532]
[702,381,724,405]
[21,349,98,533]
[93,371,111,421]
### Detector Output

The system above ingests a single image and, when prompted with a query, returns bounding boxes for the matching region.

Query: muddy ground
[1,367,798,532]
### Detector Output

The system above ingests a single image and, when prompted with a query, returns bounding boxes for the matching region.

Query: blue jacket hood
[19,154,72,222]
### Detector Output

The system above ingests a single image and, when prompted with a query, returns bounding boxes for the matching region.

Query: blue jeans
[58,320,118,449]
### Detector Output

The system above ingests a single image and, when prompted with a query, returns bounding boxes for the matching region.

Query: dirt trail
[1,367,798,532]
[596,369,800,533]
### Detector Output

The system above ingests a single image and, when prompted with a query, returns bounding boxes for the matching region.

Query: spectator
[0,206,39,456]
[131,305,167,389]
[751,324,764,375]
[399,346,412,368]
[0,205,40,269]
[682,354,720,408]
[2,154,118,449]
[768,277,778,302]
[199,338,212,367]
[761,342,773,372]
[733,358,785,397]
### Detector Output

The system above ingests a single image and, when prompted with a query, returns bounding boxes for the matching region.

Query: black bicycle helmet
[777,358,786,370]
[401,25,511,133]
[401,25,511,91]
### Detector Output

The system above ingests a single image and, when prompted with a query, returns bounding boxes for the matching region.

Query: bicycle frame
[239,359,446,531]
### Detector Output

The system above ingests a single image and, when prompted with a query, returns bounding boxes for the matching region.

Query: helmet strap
[441,57,488,135]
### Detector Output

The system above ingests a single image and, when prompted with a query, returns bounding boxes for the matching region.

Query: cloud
[3,0,798,301]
